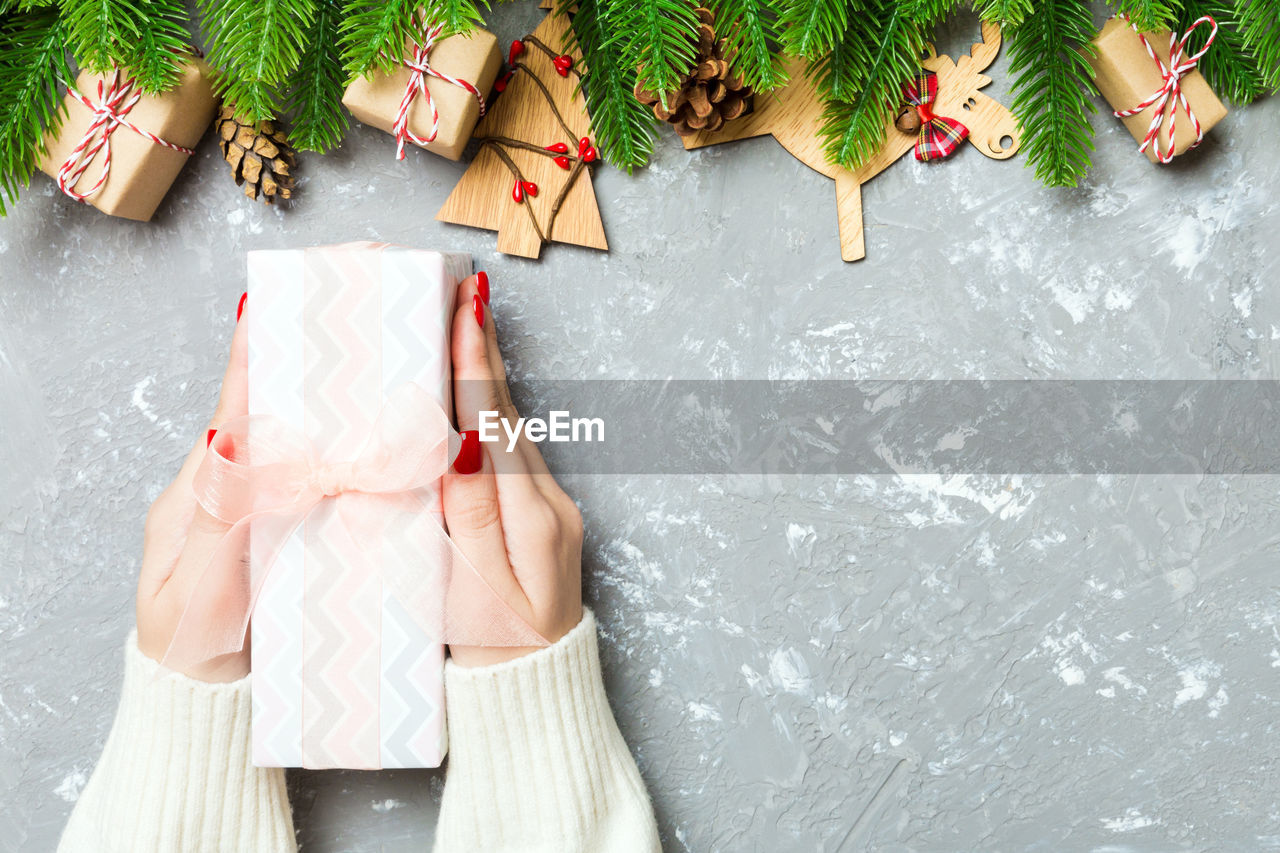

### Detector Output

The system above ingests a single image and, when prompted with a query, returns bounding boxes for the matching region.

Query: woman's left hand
[443,273,585,667]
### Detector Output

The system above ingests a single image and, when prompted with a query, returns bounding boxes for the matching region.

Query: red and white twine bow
[57,69,194,201]
[1113,15,1218,164]
[392,20,486,160]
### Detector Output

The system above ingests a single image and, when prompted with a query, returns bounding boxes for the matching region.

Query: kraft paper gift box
[1086,17,1227,163]
[39,59,218,221]
[247,243,469,769]
[342,29,502,161]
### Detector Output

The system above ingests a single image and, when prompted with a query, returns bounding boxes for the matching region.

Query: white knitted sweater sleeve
[59,611,658,853]
[57,632,296,853]
[434,609,662,853]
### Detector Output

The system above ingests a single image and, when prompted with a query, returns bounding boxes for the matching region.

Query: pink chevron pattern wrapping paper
[247,242,469,769]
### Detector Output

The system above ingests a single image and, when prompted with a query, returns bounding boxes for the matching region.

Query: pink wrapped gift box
[246,242,470,769]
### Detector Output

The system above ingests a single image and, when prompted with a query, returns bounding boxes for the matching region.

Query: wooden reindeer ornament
[683,22,1020,261]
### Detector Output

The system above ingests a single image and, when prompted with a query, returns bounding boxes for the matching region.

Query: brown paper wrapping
[1086,17,1227,163]
[342,29,501,162]
[39,59,218,221]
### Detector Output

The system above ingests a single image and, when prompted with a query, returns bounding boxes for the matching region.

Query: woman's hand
[444,273,584,667]
[135,298,251,683]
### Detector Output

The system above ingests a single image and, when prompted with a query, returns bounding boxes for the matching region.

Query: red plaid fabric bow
[902,72,969,162]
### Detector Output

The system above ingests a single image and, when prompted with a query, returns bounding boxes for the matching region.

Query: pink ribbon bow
[1113,15,1219,164]
[161,382,546,673]
[57,69,195,201]
[902,72,970,162]
[392,17,487,160]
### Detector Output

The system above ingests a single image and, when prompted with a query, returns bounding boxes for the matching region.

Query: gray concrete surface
[3,6,1279,850]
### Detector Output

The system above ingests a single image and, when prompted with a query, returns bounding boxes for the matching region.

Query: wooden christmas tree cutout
[684,22,1020,262]
[436,10,607,259]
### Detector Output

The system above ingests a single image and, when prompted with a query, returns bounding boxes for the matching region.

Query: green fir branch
[1178,0,1265,103]
[59,0,191,92]
[198,0,316,121]
[1106,0,1176,34]
[808,15,863,102]
[118,0,189,93]
[339,0,487,80]
[426,0,487,37]
[814,0,928,170]
[980,0,1034,28]
[706,0,788,91]
[286,0,346,151]
[0,6,71,215]
[777,0,848,58]
[1002,0,1096,187]
[339,0,414,79]
[911,0,965,28]
[565,0,656,171]
[620,0,700,104]
[1236,0,1280,88]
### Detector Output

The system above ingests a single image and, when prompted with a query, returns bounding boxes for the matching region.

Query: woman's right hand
[136,296,251,683]
[443,273,585,668]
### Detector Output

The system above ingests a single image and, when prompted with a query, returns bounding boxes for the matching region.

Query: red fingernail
[236,292,247,322]
[207,429,216,448]
[477,271,490,305]
[473,294,485,328]
[454,430,482,474]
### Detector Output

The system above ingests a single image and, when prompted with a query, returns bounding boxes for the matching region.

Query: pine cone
[214,106,296,204]
[634,7,753,136]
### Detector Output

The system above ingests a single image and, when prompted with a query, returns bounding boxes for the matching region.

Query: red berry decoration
[511,179,539,202]
[577,136,590,156]
[553,155,571,169]
[582,146,597,163]
[545,141,569,154]
[553,55,573,76]
[495,70,514,93]
[508,39,525,65]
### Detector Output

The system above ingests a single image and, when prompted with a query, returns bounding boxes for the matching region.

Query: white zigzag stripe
[249,251,306,768]
[376,249,463,766]
[305,250,383,768]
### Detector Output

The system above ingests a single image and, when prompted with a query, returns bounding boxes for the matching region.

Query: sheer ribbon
[160,381,547,674]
